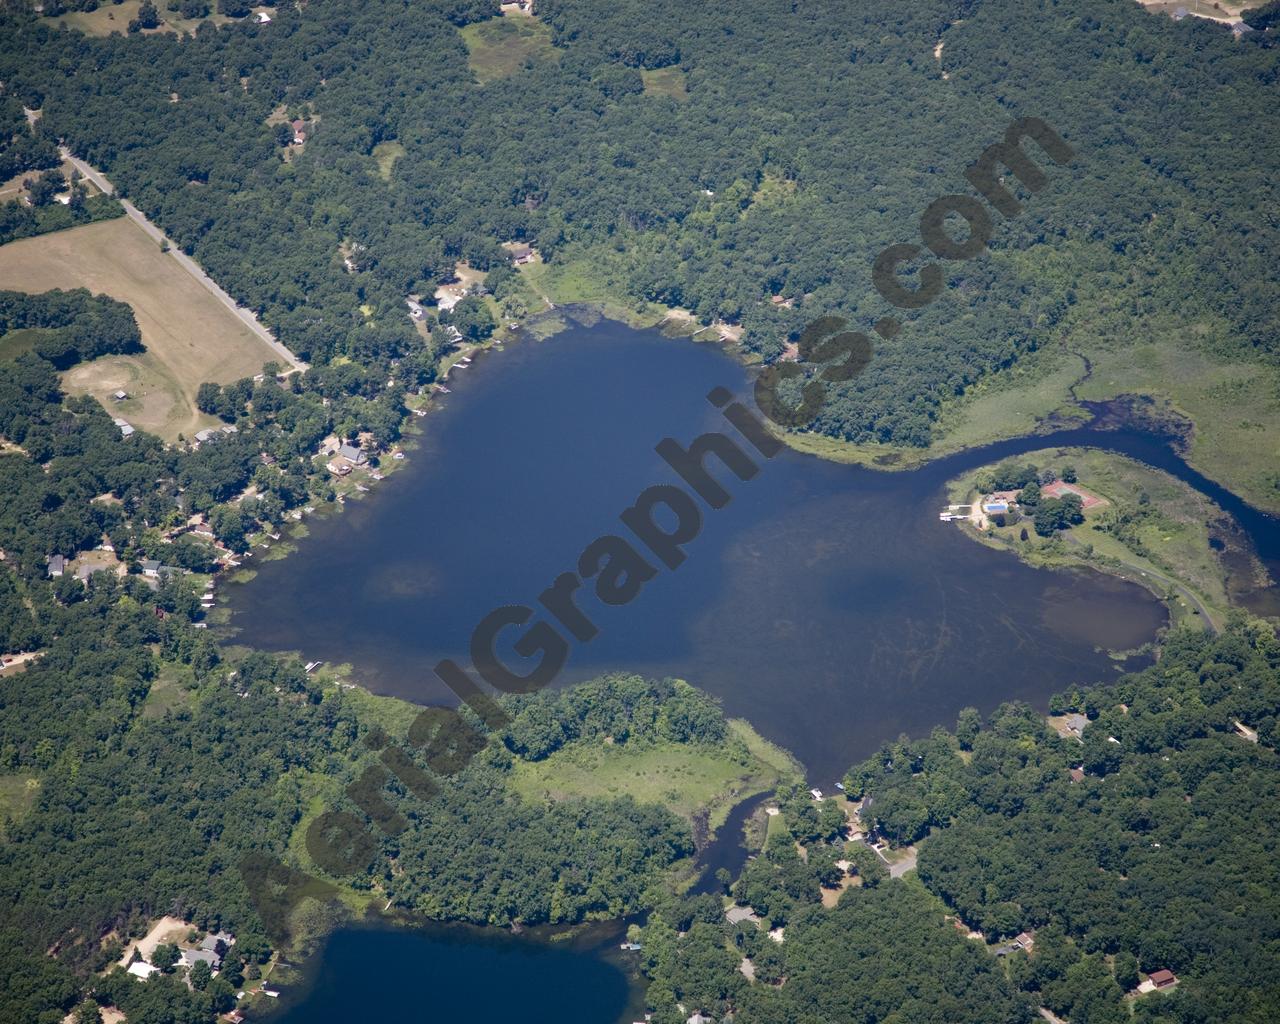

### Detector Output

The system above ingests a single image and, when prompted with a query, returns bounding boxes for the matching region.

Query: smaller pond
[265,919,644,1024]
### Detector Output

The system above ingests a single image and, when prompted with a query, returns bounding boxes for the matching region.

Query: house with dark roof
[338,442,367,465]
[179,947,220,971]
[46,555,66,577]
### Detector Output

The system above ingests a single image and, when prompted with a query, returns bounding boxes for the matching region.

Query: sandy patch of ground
[117,915,188,967]
[820,873,860,907]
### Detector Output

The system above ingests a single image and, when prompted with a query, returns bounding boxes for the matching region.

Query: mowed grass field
[508,719,799,831]
[0,217,280,440]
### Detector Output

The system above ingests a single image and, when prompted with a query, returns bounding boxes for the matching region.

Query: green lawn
[509,719,798,830]
[459,16,558,83]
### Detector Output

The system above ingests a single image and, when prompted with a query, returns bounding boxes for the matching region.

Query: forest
[0,0,1274,446]
[636,621,1280,1023]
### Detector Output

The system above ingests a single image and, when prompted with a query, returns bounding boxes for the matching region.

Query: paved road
[62,149,307,373]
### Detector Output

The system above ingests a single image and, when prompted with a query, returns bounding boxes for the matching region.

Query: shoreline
[941,446,1277,634]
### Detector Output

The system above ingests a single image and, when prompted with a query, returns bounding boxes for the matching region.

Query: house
[113,417,135,437]
[1069,767,1085,783]
[199,931,234,953]
[725,905,761,926]
[113,390,128,401]
[255,10,272,23]
[127,961,158,980]
[509,243,536,265]
[1064,712,1089,738]
[995,932,1036,956]
[179,947,220,970]
[327,460,352,477]
[291,119,306,145]
[1233,21,1254,36]
[1149,968,1178,989]
[46,555,66,578]
[1172,6,1188,19]
[338,442,367,466]
[809,787,823,800]
[141,559,161,578]
[406,298,425,320]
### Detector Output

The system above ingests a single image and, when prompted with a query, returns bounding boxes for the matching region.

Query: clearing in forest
[0,217,280,441]
[460,16,559,83]
[641,66,689,100]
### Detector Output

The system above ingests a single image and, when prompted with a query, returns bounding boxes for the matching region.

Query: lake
[223,314,1274,786]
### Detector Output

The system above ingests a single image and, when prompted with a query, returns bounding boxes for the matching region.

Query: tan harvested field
[0,217,280,441]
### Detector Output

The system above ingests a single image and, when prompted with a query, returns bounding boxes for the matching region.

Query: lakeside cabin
[338,442,367,466]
